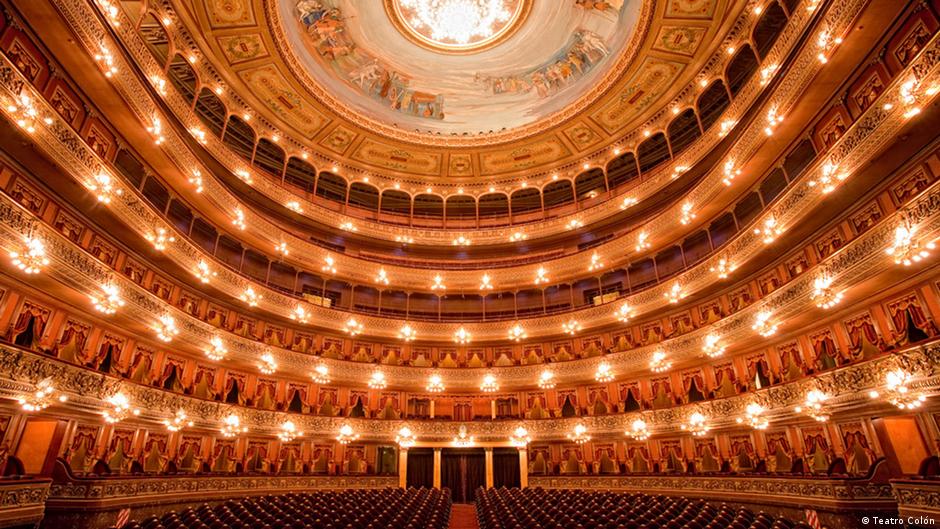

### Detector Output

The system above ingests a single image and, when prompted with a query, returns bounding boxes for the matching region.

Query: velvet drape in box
[442,448,485,503]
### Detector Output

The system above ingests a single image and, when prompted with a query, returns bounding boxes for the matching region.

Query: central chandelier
[561,319,581,336]
[454,326,472,344]
[90,284,125,315]
[628,419,650,441]
[509,425,531,447]
[649,351,671,373]
[311,364,331,384]
[886,224,935,266]
[426,374,445,393]
[537,370,555,389]
[869,369,927,410]
[399,323,418,342]
[594,362,614,383]
[369,371,388,389]
[396,426,417,448]
[344,318,364,336]
[163,409,194,432]
[681,412,710,437]
[17,378,67,412]
[507,323,527,342]
[702,334,725,358]
[220,414,247,438]
[258,353,278,375]
[795,389,830,422]
[102,392,140,423]
[811,275,844,309]
[397,0,513,45]
[10,235,49,275]
[614,303,635,323]
[278,420,301,442]
[336,424,360,444]
[736,402,769,430]
[480,373,499,392]
[567,423,591,444]
[452,425,475,447]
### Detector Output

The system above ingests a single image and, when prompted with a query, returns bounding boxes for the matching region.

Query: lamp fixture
[628,419,650,441]
[454,326,472,344]
[754,215,784,243]
[89,173,122,204]
[311,364,331,384]
[809,162,847,194]
[479,273,494,290]
[710,258,736,279]
[679,202,696,225]
[537,370,555,389]
[886,224,934,266]
[508,323,527,342]
[339,221,357,232]
[562,319,581,335]
[188,169,203,192]
[231,208,246,231]
[811,275,844,309]
[10,236,49,275]
[290,305,311,324]
[567,423,591,444]
[278,420,301,442]
[17,378,67,412]
[399,323,417,342]
[375,268,390,285]
[7,93,51,133]
[452,425,475,447]
[369,371,388,390]
[258,353,278,375]
[869,368,927,410]
[702,334,726,358]
[722,160,741,185]
[736,402,769,430]
[764,107,784,136]
[588,252,604,271]
[681,412,710,437]
[426,374,445,393]
[102,392,140,423]
[145,227,175,251]
[664,282,686,304]
[620,196,638,209]
[431,274,446,290]
[615,303,635,323]
[205,336,228,361]
[240,287,262,307]
[274,242,289,257]
[155,314,179,342]
[147,117,165,145]
[533,267,549,285]
[452,235,471,247]
[285,201,303,213]
[344,317,364,336]
[194,260,216,284]
[635,231,651,252]
[163,409,194,432]
[322,255,337,274]
[396,426,417,448]
[480,373,499,393]
[509,426,531,448]
[594,362,614,383]
[90,284,125,315]
[752,311,779,337]
[509,231,527,242]
[220,414,247,438]
[649,351,671,373]
[795,389,830,422]
[565,219,583,230]
[336,424,360,444]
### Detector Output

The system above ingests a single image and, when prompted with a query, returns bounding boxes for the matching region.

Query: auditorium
[0,0,937,527]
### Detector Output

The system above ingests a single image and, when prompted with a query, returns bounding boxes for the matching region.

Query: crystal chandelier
[398,0,513,45]
[869,369,927,410]
[426,374,445,393]
[240,286,261,307]
[809,162,847,194]
[145,227,175,250]
[155,315,179,342]
[336,424,360,445]
[811,275,843,309]
[754,216,784,243]
[290,305,310,324]
[399,323,418,341]
[322,255,337,274]
[452,425,475,447]
[664,282,686,304]
[102,392,140,423]
[635,231,651,252]
[369,371,388,390]
[258,353,278,375]
[614,303,635,323]
[537,370,555,389]
[454,326,472,344]
[163,409,194,432]
[681,412,710,437]
[480,373,499,393]
[452,235,471,247]
[736,402,769,430]
[628,419,650,441]
[375,268,390,285]
[795,389,830,422]
[533,266,549,285]
[430,274,446,290]
[17,378,67,412]
[278,420,301,442]
[396,426,417,448]
[220,414,247,438]
[89,172,122,204]
[344,317,364,336]
[561,319,581,335]
[649,351,671,373]
[679,202,696,225]
[507,323,527,342]
[752,311,779,337]
[710,258,736,279]
[7,92,51,133]
[10,236,49,275]
[509,426,531,448]
[90,284,125,315]
[588,252,603,272]
[311,364,331,384]
[594,362,614,383]
[702,334,725,358]
[886,224,934,266]
[274,242,289,257]
[194,260,216,284]
[567,423,591,444]
[479,273,494,290]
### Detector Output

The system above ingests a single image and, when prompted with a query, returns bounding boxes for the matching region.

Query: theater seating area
[118,488,451,529]
[475,488,811,529]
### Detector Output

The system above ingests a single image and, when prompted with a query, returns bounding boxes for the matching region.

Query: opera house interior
[0,0,938,527]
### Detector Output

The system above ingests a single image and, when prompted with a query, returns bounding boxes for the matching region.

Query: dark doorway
[442,448,485,503]
[406,448,433,489]
[493,448,521,488]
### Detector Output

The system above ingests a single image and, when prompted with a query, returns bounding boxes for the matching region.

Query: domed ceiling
[280,0,640,135]
[185,0,733,179]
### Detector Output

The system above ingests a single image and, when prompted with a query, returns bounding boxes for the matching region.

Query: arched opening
[753,2,788,59]
[253,138,285,179]
[413,194,444,219]
[167,53,198,105]
[697,80,731,132]
[667,109,701,155]
[284,157,317,193]
[194,87,226,137]
[636,133,670,174]
[725,45,759,96]
[478,193,509,218]
[314,171,347,203]
[606,152,638,189]
[221,115,256,163]
[348,182,380,211]
[445,195,476,218]
[574,169,606,200]
[380,190,411,216]
[139,13,170,69]
[783,139,817,179]
[542,180,575,209]
[510,188,542,215]
[733,191,764,227]
[759,168,788,204]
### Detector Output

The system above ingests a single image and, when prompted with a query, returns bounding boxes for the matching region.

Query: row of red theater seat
[119,488,451,529]
[475,487,816,529]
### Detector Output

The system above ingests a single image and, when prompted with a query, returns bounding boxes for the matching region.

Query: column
[518,448,529,488]
[399,448,408,488]
[433,447,442,489]
[485,448,494,489]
